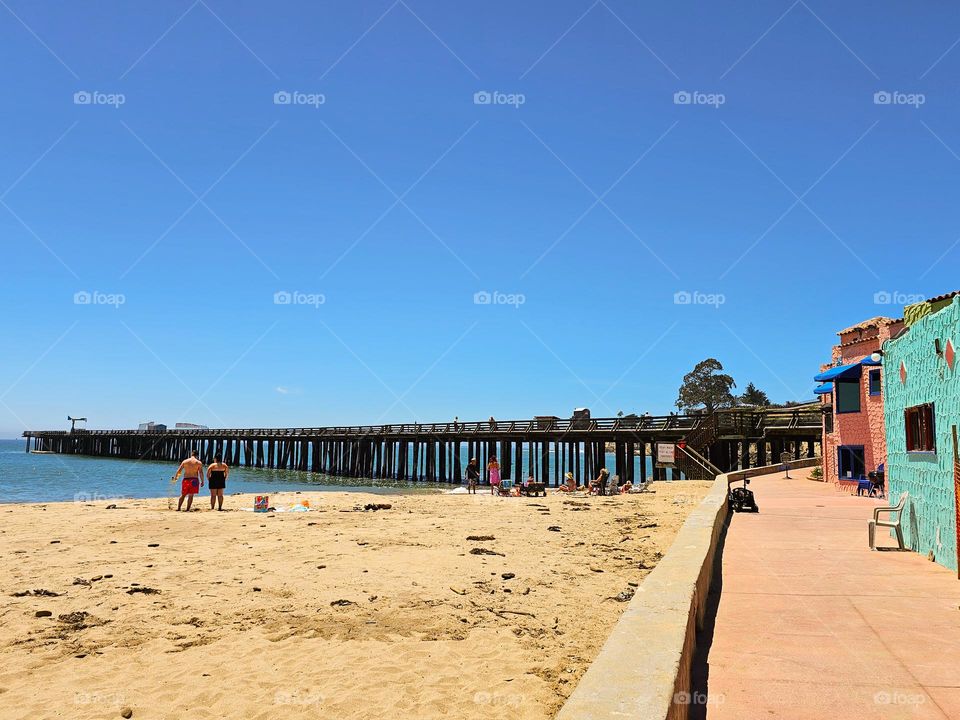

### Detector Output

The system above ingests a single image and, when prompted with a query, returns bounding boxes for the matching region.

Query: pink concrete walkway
[703,471,960,719]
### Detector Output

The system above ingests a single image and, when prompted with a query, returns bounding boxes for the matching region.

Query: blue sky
[1,1,958,436]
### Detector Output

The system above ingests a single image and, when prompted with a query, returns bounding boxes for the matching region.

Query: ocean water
[0,439,662,504]
[0,439,448,503]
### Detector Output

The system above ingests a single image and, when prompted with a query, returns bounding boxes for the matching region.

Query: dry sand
[0,482,711,719]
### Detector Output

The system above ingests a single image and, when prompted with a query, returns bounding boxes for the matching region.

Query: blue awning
[860,356,882,366]
[814,383,833,394]
[814,363,863,382]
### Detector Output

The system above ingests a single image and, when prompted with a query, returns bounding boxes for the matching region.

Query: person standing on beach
[487,455,501,495]
[466,457,480,494]
[172,450,204,512]
[207,455,229,511]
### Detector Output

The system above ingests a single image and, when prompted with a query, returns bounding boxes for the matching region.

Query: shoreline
[0,483,448,506]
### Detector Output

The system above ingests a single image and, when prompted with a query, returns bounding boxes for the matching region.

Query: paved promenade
[701,471,960,719]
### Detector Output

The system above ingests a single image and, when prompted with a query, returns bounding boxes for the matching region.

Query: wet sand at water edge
[0,481,712,720]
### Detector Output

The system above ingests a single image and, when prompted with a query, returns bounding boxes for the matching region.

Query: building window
[836,378,861,413]
[837,445,865,479]
[905,403,936,453]
[868,369,882,396]
[824,409,834,434]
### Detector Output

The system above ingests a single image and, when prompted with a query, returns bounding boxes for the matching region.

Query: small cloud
[275,386,301,396]
[275,386,289,395]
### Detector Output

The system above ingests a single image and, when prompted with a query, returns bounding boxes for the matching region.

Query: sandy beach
[0,482,711,720]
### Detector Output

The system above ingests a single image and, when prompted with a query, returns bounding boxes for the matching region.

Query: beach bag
[254,495,270,513]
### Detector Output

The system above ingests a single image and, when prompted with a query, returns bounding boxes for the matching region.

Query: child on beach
[487,456,501,495]
[466,458,480,494]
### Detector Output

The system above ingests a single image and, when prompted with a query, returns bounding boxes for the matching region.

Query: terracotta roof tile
[837,316,901,335]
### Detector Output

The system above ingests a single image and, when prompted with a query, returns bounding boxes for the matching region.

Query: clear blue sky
[1,1,958,436]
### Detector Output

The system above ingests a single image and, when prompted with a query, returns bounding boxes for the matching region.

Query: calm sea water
[0,439,661,504]
[0,439,449,503]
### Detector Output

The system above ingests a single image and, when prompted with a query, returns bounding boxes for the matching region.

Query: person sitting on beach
[466,457,480,494]
[207,455,229,511]
[487,455,501,495]
[524,472,535,488]
[608,473,620,494]
[588,468,610,495]
[557,471,576,492]
[172,450,204,512]
[619,479,634,494]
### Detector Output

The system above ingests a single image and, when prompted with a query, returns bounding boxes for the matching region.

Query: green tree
[676,358,736,413]
[739,382,771,407]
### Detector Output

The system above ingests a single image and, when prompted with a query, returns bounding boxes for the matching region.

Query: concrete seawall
[557,458,819,720]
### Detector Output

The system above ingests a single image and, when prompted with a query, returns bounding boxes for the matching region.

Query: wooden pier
[23,407,822,486]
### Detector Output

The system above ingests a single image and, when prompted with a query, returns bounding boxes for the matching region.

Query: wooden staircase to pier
[675,443,723,481]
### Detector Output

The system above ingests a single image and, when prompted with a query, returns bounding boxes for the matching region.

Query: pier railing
[23,406,820,440]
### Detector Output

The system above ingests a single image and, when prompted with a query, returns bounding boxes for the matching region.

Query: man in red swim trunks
[172,450,205,511]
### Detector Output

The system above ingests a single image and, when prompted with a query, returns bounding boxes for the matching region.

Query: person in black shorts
[466,458,480,494]
[207,455,229,511]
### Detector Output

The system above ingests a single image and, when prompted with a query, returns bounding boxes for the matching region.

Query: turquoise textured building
[882,292,959,572]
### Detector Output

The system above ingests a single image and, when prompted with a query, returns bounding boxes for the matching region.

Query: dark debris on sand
[469,548,504,557]
[126,586,161,595]
[607,588,636,603]
[12,589,60,598]
[58,611,105,630]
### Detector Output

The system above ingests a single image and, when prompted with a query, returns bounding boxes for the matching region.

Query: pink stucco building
[815,316,904,489]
